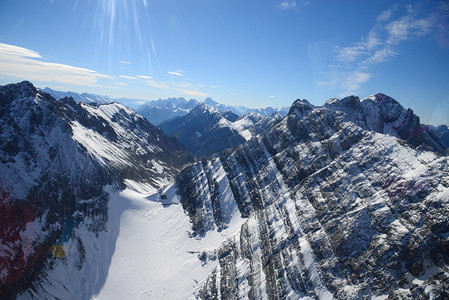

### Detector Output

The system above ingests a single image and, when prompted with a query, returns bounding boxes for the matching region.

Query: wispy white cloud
[317,70,371,96]
[0,42,208,98]
[0,43,111,86]
[377,8,393,22]
[137,75,152,79]
[363,47,397,65]
[435,1,449,49]
[278,1,296,10]
[336,31,381,63]
[119,75,139,80]
[337,5,435,65]
[385,16,433,45]
[337,44,367,63]
[119,61,132,64]
[209,85,218,89]
[268,95,275,98]
[167,71,184,77]
[1,43,41,58]
[320,4,438,95]
[342,72,371,93]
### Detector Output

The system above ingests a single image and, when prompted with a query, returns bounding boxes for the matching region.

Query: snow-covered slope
[17,186,245,299]
[0,81,195,298]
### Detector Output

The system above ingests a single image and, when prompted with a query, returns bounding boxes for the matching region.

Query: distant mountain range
[42,87,289,126]
[159,103,284,157]
[138,97,289,125]
[41,87,148,110]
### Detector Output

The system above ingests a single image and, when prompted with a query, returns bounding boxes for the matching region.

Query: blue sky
[0,0,448,125]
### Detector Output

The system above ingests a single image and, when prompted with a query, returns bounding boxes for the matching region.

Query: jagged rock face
[249,112,283,137]
[325,94,446,154]
[175,97,449,298]
[0,81,195,298]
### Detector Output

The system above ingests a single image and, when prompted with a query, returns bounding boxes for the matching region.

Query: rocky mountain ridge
[0,81,194,298]
[171,94,449,298]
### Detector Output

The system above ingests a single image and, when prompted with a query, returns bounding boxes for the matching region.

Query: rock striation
[174,95,449,299]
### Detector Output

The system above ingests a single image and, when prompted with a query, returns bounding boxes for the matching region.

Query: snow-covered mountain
[3,82,449,299]
[203,97,289,117]
[136,96,288,125]
[0,81,195,298]
[167,94,449,298]
[137,97,199,125]
[159,103,269,157]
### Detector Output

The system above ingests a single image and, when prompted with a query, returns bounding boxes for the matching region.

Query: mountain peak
[1,81,39,99]
[289,98,314,118]
[203,97,218,106]
[193,102,218,114]
[362,93,402,108]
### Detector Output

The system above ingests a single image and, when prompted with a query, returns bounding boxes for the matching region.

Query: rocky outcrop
[325,93,446,154]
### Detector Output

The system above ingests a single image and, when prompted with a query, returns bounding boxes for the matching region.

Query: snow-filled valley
[18,184,244,299]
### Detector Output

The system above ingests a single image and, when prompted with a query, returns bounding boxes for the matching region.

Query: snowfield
[19,183,244,300]
[98,186,244,299]
[97,188,218,299]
